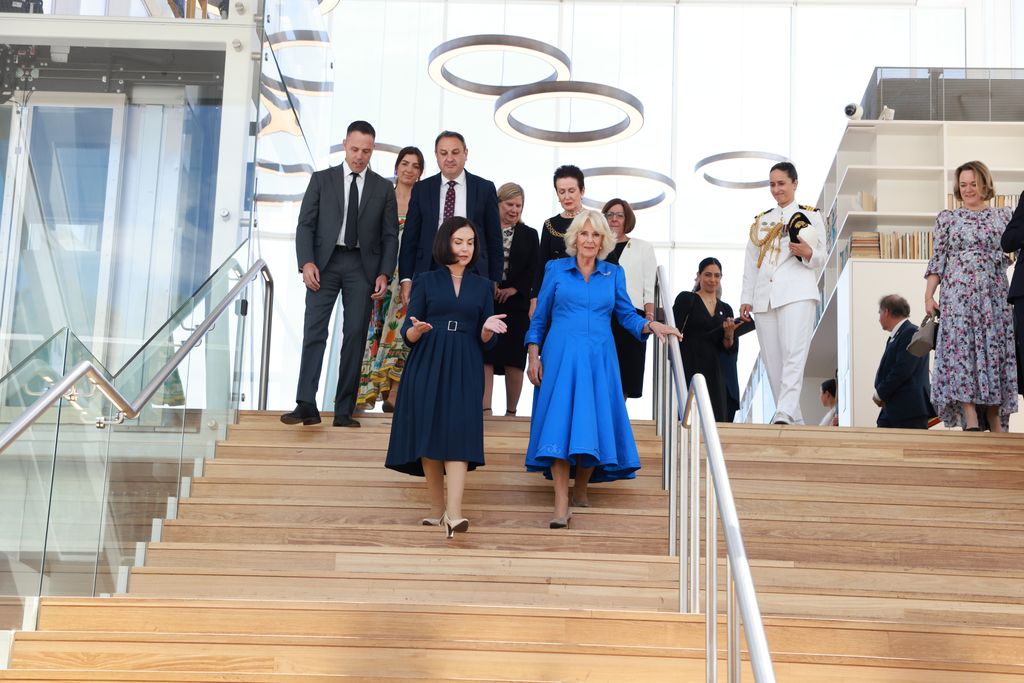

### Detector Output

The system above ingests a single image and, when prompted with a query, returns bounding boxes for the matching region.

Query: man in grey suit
[281,120,399,428]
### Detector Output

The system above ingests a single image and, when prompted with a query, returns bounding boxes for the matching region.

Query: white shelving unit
[804,120,1024,428]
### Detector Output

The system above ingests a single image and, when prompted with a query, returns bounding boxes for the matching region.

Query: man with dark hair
[398,130,502,305]
[281,120,399,428]
[819,378,838,426]
[873,294,934,429]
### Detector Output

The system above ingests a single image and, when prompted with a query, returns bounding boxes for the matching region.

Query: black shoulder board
[799,204,820,213]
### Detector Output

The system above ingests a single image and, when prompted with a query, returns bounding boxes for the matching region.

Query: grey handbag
[907,315,938,357]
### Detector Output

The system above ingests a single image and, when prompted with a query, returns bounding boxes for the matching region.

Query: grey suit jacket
[294,165,399,282]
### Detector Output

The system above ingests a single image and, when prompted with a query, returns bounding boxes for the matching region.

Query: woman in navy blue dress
[386,217,507,537]
[525,210,680,528]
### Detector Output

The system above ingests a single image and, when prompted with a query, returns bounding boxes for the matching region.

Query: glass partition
[0,241,254,623]
[0,330,68,627]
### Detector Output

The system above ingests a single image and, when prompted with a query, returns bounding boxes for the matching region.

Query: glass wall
[0,44,228,378]
[253,0,1024,417]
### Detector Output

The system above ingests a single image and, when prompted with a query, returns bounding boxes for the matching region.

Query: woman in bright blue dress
[386,217,507,538]
[525,210,681,528]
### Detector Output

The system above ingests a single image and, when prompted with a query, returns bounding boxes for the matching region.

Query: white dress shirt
[437,171,468,226]
[336,161,366,247]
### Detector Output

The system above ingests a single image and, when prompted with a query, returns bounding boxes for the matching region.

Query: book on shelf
[946,193,1020,210]
[879,230,933,260]
[850,231,880,258]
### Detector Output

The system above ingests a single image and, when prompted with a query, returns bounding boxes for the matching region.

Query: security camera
[844,103,863,120]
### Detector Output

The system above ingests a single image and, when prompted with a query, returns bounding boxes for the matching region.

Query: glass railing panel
[112,240,249,429]
[37,333,116,597]
[0,329,69,628]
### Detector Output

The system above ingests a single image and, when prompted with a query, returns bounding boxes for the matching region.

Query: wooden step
[197,461,665,489]
[175,499,668,532]
[187,479,667,509]
[158,519,668,554]
[140,543,677,581]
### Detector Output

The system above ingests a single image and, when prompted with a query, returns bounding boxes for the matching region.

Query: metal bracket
[95,411,125,429]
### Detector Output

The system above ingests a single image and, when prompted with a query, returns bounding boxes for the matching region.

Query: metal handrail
[654,265,776,683]
[0,259,273,454]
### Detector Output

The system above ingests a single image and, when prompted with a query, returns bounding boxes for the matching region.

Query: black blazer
[874,320,934,425]
[499,223,540,312]
[398,170,503,282]
[294,165,399,282]
[1000,191,1024,300]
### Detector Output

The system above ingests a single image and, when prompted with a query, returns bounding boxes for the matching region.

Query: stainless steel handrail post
[728,559,740,683]
[706,435,718,683]
[257,264,274,410]
[689,412,701,613]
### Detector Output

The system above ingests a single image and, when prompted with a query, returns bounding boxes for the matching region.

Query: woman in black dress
[483,182,539,416]
[386,217,508,538]
[530,164,586,314]
[673,258,741,422]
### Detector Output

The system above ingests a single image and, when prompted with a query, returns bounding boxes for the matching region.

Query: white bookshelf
[806,120,1024,428]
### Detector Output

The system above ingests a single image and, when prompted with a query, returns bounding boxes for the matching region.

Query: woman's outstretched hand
[483,314,508,334]
[406,317,433,343]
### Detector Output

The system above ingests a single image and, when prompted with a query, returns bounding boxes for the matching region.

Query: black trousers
[294,248,373,417]
[877,415,929,429]
[1013,298,1024,395]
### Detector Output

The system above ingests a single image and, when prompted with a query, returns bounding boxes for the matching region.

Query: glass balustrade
[0,242,255,627]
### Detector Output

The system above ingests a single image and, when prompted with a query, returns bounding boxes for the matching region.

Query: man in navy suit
[999,191,1024,395]
[873,294,934,429]
[281,120,399,429]
[399,130,502,304]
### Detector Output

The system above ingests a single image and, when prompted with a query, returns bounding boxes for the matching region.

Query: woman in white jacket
[603,198,658,400]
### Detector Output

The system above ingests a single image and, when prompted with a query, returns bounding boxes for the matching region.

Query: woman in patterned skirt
[924,160,1017,431]
[357,146,424,412]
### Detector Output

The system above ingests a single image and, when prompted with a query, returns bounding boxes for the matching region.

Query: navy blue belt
[427,319,470,333]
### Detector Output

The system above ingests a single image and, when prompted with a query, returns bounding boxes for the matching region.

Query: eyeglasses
[604,212,625,219]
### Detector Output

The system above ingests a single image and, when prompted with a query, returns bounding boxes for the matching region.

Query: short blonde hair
[497,182,524,204]
[564,210,615,260]
[953,160,995,202]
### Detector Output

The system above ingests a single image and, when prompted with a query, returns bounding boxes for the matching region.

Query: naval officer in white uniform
[739,162,826,425]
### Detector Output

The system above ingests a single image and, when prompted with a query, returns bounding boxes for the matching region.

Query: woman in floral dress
[357,146,424,412]
[924,160,1017,431]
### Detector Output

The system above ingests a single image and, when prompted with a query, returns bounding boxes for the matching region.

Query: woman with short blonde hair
[525,211,680,528]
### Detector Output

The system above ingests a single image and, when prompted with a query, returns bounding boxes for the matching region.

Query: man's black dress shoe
[280,402,321,425]
[333,415,361,428]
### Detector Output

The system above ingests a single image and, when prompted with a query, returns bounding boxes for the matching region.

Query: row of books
[846,231,934,260]
[945,193,1020,210]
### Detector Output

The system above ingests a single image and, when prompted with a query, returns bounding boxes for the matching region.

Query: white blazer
[616,237,658,310]
[740,202,826,313]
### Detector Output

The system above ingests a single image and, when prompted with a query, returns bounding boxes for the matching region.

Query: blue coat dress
[386,268,495,476]
[525,258,649,483]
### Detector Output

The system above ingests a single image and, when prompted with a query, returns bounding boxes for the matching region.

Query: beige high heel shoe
[442,512,470,539]
[421,513,444,526]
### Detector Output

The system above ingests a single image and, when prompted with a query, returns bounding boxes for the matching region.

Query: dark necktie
[344,172,359,248]
[443,180,456,220]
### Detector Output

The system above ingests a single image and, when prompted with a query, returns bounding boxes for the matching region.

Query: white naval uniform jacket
[740,201,826,313]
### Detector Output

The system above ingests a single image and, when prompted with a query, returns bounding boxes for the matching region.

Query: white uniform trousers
[755,299,816,424]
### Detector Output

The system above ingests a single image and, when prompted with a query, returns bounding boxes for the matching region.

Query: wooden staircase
[2,413,1023,681]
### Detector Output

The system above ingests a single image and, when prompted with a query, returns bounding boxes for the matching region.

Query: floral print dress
[926,207,1017,429]
[357,214,410,408]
